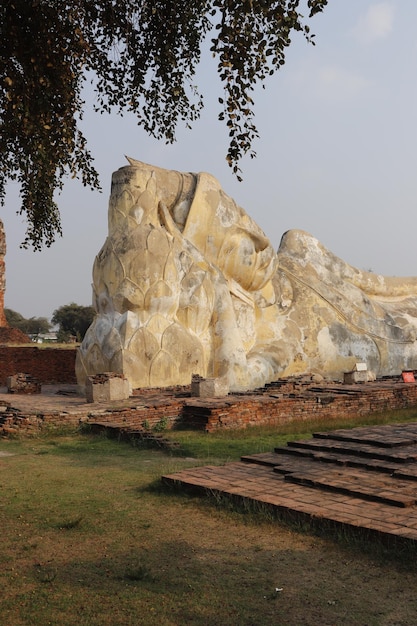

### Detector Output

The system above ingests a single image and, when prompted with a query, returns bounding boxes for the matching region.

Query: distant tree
[52,302,95,342]
[1,0,328,250]
[4,308,25,328]
[24,316,52,335]
[5,308,51,335]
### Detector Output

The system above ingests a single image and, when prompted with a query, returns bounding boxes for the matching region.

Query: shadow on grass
[28,541,207,593]
[155,478,417,571]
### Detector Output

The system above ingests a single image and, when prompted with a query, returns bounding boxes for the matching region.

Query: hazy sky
[4,0,417,320]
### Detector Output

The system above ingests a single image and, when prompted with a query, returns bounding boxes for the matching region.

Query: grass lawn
[1,409,417,625]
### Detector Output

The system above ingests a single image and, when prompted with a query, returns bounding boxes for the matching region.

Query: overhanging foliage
[1,0,328,249]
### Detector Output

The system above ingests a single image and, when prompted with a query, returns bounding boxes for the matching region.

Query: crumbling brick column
[0,219,7,327]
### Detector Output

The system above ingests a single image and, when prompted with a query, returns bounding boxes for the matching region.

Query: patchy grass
[163,406,417,461]
[1,411,417,625]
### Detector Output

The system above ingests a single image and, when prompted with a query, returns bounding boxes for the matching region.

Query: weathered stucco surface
[76,159,417,391]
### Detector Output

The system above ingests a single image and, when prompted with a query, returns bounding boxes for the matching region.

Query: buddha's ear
[158,201,179,236]
[158,201,209,268]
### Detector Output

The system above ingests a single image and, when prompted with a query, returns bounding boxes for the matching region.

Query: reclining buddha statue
[76,158,417,391]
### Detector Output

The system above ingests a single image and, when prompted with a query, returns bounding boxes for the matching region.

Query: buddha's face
[111,164,196,238]
[219,230,277,292]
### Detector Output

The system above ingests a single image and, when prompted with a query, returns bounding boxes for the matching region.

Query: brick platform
[2,376,417,437]
[163,422,417,543]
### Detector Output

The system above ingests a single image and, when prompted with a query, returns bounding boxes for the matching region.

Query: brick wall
[1,374,417,437]
[0,346,77,385]
[182,382,417,431]
[0,399,186,437]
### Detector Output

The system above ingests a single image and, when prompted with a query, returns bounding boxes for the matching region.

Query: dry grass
[1,427,417,625]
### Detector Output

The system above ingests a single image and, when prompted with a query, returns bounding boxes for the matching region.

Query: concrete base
[344,371,368,384]
[191,375,229,398]
[86,373,130,403]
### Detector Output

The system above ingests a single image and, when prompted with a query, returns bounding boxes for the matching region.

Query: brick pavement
[163,422,417,543]
[0,384,92,413]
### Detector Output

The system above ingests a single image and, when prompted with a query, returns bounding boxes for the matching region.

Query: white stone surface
[191,376,229,398]
[85,375,130,403]
[76,159,417,391]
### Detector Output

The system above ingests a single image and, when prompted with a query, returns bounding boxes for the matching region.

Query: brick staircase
[87,421,181,451]
[163,422,417,543]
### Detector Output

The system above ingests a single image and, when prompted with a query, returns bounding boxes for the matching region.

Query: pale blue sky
[4,0,417,320]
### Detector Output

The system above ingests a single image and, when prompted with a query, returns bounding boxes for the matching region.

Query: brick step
[283,438,417,463]
[392,466,417,480]
[309,386,364,396]
[241,452,281,467]
[127,430,181,449]
[88,422,125,434]
[88,420,146,432]
[182,405,214,417]
[163,420,417,544]
[242,450,409,475]
[176,408,212,430]
[87,421,180,450]
[313,424,417,447]
[282,465,417,508]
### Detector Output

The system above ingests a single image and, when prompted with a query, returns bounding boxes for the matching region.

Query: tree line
[5,302,95,342]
